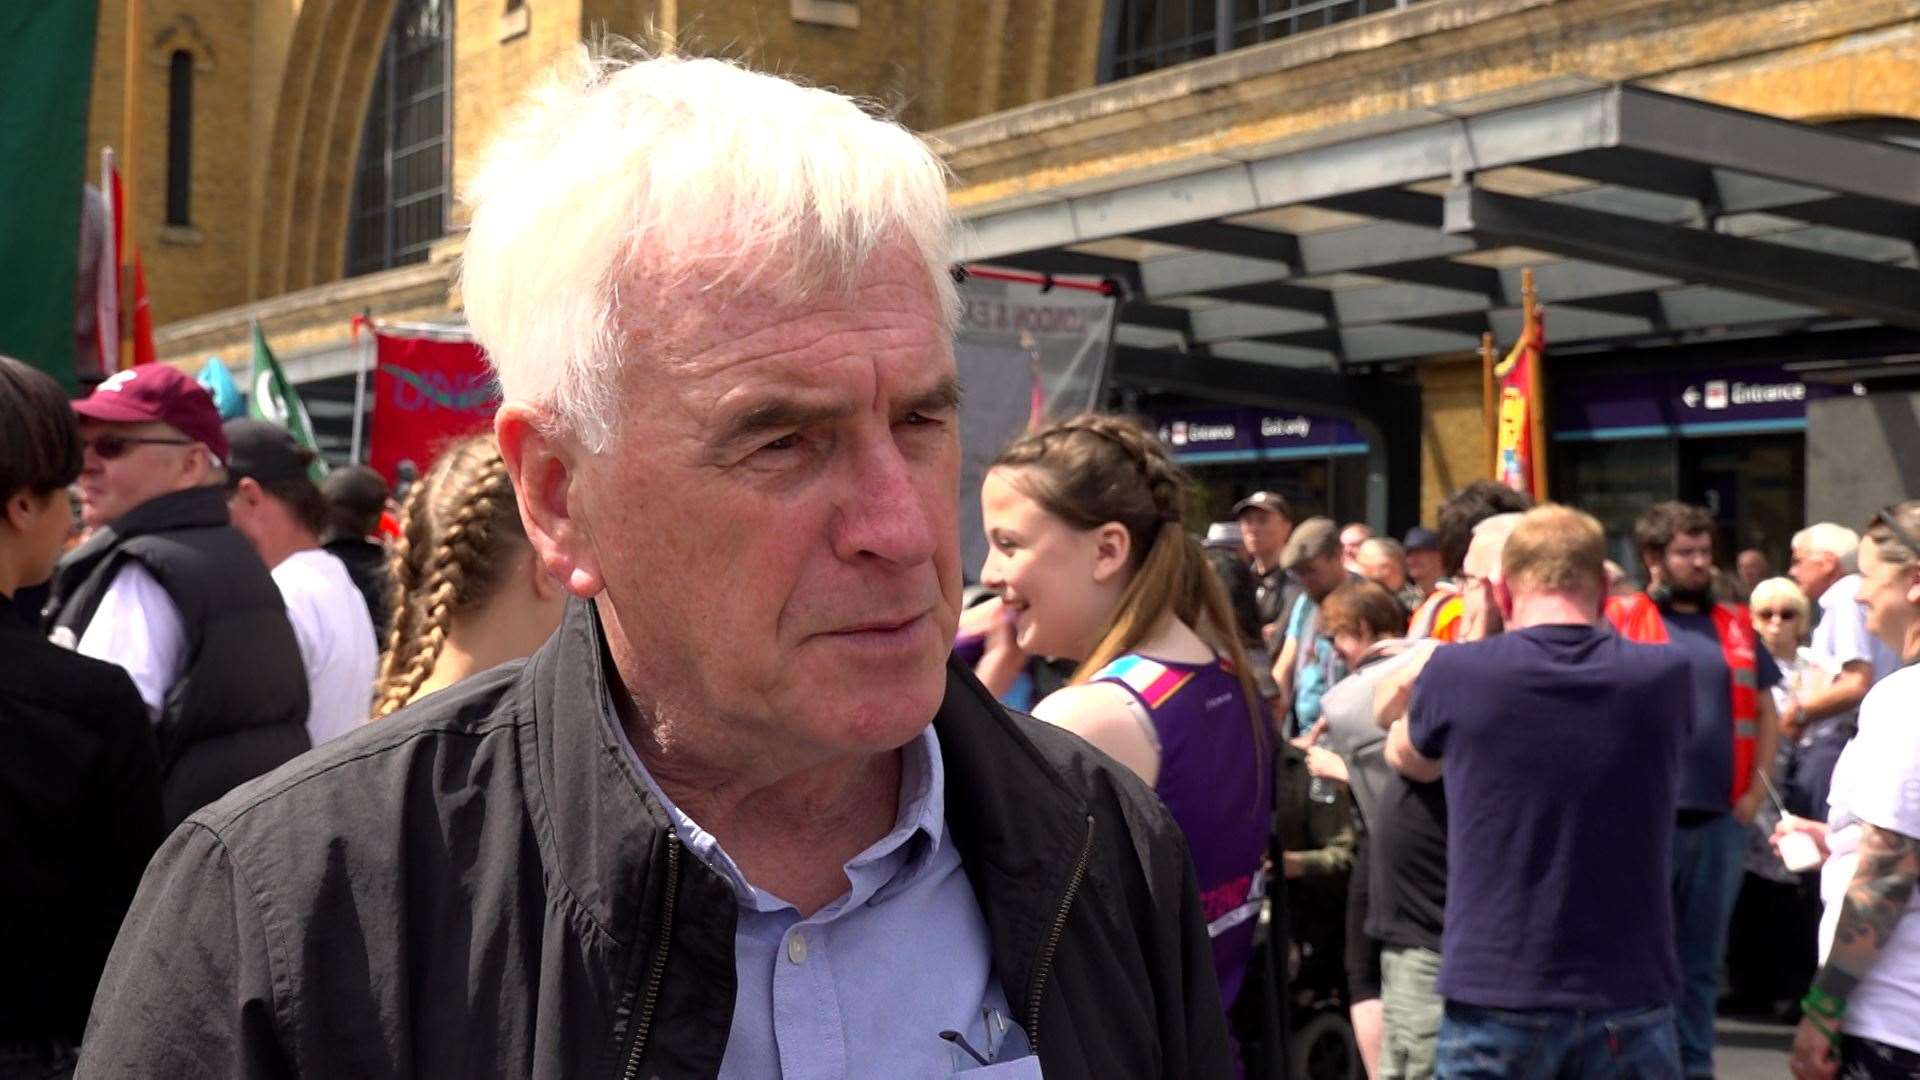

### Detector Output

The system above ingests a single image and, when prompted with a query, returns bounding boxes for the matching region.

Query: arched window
[166,50,193,226]
[346,0,452,277]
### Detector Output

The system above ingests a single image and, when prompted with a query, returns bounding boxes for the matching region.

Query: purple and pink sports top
[1091,652,1272,1012]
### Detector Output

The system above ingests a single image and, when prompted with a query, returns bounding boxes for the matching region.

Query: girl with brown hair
[977,412,1272,1017]
[372,434,568,718]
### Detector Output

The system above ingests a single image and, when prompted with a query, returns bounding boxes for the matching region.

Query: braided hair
[372,434,527,718]
[989,414,1264,736]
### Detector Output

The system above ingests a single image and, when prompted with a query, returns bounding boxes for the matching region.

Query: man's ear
[229,476,264,513]
[1491,574,1514,622]
[1089,521,1134,586]
[3,489,35,534]
[496,403,604,598]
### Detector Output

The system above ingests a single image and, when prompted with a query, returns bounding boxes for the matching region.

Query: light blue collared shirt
[608,712,1021,1077]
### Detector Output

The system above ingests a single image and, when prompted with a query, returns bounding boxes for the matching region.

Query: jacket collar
[59,486,230,576]
[52,486,233,621]
[523,595,1093,997]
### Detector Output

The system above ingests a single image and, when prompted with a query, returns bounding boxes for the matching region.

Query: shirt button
[787,933,808,965]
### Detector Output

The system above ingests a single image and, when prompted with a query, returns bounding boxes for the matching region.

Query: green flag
[0,1,99,389]
[249,321,329,482]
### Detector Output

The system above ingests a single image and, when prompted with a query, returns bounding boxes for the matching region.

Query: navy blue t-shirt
[1659,610,1782,813]
[1409,623,1694,1011]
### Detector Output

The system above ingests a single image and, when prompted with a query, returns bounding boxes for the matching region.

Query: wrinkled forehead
[614,241,951,380]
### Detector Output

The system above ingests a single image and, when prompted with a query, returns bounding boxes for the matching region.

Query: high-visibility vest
[1410,585,1463,642]
[1604,592,1761,804]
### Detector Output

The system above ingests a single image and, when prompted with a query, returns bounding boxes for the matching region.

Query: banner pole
[350,308,372,466]
[1480,331,1496,480]
[119,0,143,371]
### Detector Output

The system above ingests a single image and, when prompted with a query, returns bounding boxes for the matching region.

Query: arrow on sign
[1682,386,1701,408]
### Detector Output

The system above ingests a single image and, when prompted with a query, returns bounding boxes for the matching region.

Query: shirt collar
[603,696,947,916]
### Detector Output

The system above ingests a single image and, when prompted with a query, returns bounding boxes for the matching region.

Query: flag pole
[351,309,372,465]
[120,0,143,371]
[1522,268,1549,500]
[1480,331,1496,480]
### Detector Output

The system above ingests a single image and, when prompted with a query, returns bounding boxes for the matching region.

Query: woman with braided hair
[373,434,568,719]
[979,412,1273,1021]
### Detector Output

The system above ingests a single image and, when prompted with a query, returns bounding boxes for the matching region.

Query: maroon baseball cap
[73,365,230,465]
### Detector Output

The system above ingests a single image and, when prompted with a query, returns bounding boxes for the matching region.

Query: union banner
[1486,270,1547,500]
[366,327,499,485]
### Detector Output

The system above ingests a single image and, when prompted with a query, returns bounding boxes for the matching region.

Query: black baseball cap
[1232,491,1293,521]
[223,419,312,483]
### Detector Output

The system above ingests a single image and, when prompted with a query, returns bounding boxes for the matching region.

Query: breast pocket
[949,1058,1043,1078]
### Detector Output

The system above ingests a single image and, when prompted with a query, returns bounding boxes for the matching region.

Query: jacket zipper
[618,835,681,1080]
[1024,814,1094,1056]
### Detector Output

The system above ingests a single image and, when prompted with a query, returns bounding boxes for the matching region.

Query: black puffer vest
[47,486,311,828]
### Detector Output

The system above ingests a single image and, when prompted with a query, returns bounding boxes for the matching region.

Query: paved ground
[1718,1015,1792,1079]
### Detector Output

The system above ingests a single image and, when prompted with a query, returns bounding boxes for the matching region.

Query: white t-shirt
[72,562,187,720]
[272,548,379,746]
[1814,574,1901,688]
[1819,663,1920,1054]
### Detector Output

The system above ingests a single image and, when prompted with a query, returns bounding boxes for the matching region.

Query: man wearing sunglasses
[44,364,311,830]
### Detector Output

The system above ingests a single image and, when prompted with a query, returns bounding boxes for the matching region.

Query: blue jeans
[1435,1001,1680,1079]
[1671,813,1746,1077]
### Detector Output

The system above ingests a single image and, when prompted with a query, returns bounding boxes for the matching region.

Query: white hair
[460,46,957,451]
[1467,511,1523,580]
[1791,523,1859,572]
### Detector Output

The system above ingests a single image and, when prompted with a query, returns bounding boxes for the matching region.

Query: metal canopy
[955,82,1920,371]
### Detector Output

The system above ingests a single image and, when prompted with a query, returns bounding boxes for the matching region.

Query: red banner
[1491,288,1546,499]
[366,328,498,485]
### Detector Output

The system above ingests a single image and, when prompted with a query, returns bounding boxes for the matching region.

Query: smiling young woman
[977,412,1272,1019]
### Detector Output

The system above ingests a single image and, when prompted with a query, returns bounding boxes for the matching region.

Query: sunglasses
[81,434,195,460]
[1754,608,1800,621]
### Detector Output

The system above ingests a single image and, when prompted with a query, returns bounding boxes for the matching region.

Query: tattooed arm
[1792,822,1920,1078]
[1820,822,1920,997]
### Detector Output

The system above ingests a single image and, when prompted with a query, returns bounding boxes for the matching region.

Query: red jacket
[1604,592,1760,804]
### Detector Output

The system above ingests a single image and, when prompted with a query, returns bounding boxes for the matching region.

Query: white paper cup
[1779,828,1823,873]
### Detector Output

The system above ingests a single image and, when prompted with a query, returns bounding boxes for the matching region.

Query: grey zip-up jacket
[79,599,1234,1078]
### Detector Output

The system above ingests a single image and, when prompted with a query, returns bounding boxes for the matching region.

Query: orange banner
[1492,283,1546,499]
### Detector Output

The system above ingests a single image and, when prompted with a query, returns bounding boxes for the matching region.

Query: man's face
[1238,507,1290,563]
[1340,524,1371,566]
[75,420,207,528]
[1297,551,1347,602]
[1788,544,1840,600]
[1652,531,1714,595]
[1406,547,1442,588]
[1736,549,1770,588]
[1456,528,1508,640]
[1355,543,1406,592]
[569,243,962,760]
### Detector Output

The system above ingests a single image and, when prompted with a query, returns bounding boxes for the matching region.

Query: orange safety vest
[1411,586,1464,642]
[1604,592,1761,804]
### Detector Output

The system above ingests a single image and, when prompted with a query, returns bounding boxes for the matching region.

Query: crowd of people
[2,48,1918,1080]
[959,462,1920,1078]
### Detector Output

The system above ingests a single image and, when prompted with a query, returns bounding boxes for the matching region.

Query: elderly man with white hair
[1788,523,1900,743]
[79,52,1233,1078]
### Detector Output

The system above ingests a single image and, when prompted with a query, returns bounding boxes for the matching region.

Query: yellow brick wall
[141,0,1920,387]
[1418,357,1490,527]
[89,0,258,332]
